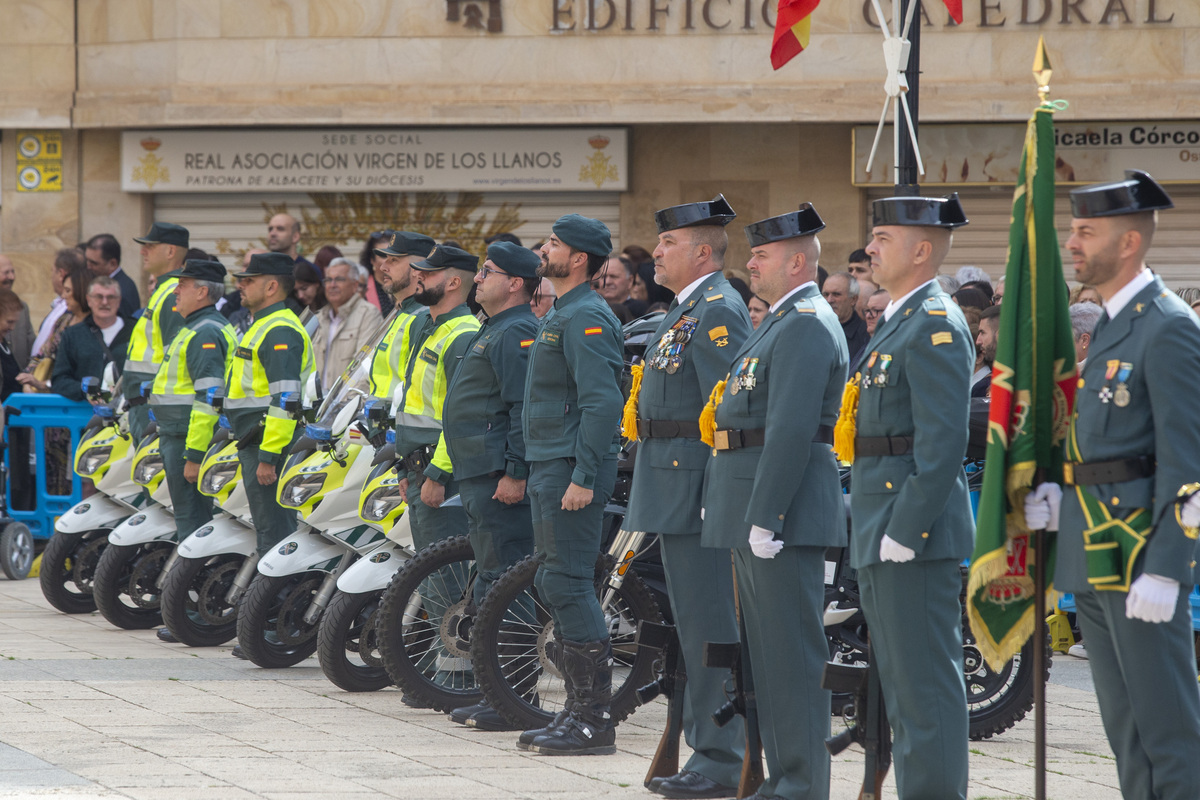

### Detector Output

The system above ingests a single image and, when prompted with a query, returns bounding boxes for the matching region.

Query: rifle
[636,620,686,788]
[822,643,891,800]
[704,565,764,799]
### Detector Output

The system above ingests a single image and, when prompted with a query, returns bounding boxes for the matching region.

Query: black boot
[529,638,616,756]
[517,634,566,750]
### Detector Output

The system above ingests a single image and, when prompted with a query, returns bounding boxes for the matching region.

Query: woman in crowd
[17,252,90,393]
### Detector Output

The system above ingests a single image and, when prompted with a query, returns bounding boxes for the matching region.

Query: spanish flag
[771,0,820,70]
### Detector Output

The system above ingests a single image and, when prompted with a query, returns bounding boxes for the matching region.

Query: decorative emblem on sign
[580,136,619,188]
[447,0,502,32]
[132,137,170,190]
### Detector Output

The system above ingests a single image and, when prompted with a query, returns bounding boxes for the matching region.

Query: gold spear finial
[1033,35,1052,102]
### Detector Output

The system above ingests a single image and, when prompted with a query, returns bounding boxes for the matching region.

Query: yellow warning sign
[16,131,64,193]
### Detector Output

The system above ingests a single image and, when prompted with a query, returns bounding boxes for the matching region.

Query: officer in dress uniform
[701,204,848,800]
[625,195,750,799]
[149,259,238,644]
[368,231,435,404]
[123,222,189,443]
[1025,171,1200,800]
[517,215,625,756]
[838,194,974,800]
[431,242,541,733]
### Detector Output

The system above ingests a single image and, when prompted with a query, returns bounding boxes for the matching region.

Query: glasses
[323,276,352,285]
[479,266,512,280]
[863,308,883,317]
[88,294,119,305]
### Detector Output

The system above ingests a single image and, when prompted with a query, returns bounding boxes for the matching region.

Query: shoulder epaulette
[792,298,817,314]
[923,296,948,316]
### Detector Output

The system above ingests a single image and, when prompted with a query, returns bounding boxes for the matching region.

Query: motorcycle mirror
[331,396,361,438]
[279,391,301,414]
[302,372,322,409]
[101,363,118,393]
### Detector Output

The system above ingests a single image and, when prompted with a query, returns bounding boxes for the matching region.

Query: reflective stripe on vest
[126,277,180,375]
[370,309,422,399]
[226,308,315,407]
[150,317,236,406]
[400,314,480,429]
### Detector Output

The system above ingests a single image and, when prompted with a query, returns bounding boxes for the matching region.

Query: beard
[537,253,570,279]
[387,270,410,297]
[414,282,445,307]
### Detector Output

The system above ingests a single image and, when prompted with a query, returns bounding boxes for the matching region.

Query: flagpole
[894,0,920,195]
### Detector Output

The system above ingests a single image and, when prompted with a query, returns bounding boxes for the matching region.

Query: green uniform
[148,305,236,539]
[522,282,624,643]
[701,283,847,800]
[425,303,538,605]
[225,301,314,554]
[1059,274,1200,800]
[394,304,479,552]
[369,295,430,401]
[122,270,184,442]
[848,281,974,800]
[626,272,750,788]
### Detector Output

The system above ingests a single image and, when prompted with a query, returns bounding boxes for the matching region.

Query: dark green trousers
[458,474,533,607]
[237,446,297,555]
[528,456,617,643]
[404,469,468,553]
[735,546,830,800]
[1075,587,1200,800]
[858,559,968,800]
[159,432,213,540]
[660,533,743,787]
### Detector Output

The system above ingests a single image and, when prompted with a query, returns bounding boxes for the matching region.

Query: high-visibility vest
[226,307,315,455]
[150,312,237,456]
[396,314,480,431]
[369,307,427,400]
[125,276,180,376]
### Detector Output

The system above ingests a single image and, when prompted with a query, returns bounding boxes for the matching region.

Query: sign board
[121,128,628,193]
[16,131,63,193]
[853,121,1200,186]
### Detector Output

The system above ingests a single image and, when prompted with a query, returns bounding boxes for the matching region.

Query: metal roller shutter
[865,186,1200,290]
[153,191,622,267]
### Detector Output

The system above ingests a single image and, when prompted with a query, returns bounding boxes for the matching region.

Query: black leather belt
[713,425,833,452]
[854,436,915,457]
[402,444,436,473]
[1064,456,1155,486]
[637,419,702,440]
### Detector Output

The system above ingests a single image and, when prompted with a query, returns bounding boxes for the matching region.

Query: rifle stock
[637,621,686,788]
[821,648,891,800]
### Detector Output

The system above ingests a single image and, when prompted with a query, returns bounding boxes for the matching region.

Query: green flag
[966,103,1078,670]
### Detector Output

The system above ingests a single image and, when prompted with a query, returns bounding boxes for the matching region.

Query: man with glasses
[311,257,381,389]
[863,288,890,337]
[84,233,140,318]
[51,276,133,400]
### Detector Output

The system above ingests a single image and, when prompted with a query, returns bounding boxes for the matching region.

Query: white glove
[1125,573,1180,624]
[879,534,916,563]
[1181,493,1200,529]
[1024,483,1063,532]
[749,525,783,559]
[700,507,705,521]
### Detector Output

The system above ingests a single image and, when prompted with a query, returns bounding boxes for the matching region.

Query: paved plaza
[0,575,1125,800]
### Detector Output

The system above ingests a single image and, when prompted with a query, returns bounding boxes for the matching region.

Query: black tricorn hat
[871,193,969,229]
[744,203,826,247]
[1069,170,1174,218]
[654,194,737,234]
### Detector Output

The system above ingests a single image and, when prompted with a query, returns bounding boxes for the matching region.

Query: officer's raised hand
[561,482,592,511]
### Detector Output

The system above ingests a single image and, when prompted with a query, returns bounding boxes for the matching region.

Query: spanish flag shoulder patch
[584,327,603,336]
[520,339,534,348]
[931,332,953,346]
[273,343,289,351]
[201,343,217,350]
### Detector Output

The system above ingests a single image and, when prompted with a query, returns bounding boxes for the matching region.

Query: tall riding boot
[529,638,616,755]
[517,634,569,750]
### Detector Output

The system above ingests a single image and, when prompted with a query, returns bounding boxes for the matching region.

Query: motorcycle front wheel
[39,531,108,614]
[159,554,243,646]
[318,589,392,693]
[92,541,171,629]
[236,572,324,668]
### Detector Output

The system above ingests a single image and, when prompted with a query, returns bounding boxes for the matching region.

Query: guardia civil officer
[429,242,541,733]
[226,253,315,557]
[701,204,847,800]
[626,196,750,799]
[149,259,237,644]
[518,215,624,755]
[1025,171,1200,800]
[841,194,974,799]
[123,222,189,443]
[368,231,435,403]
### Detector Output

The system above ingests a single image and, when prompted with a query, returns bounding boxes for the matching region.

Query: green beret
[552,214,612,258]
[486,242,541,278]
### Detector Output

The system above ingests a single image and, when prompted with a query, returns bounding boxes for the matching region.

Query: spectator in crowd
[485,232,523,246]
[358,231,396,316]
[0,289,26,401]
[937,274,961,294]
[31,248,81,362]
[961,305,982,346]
[595,255,648,317]
[727,275,752,305]
[630,268,649,305]
[19,258,91,392]
[823,271,869,364]
[292,261,326,313]
[84,233,140,318]
[848,247,872,284]
[50,276,132,401]
[312,257,382,389]
[312,244,341,275]
[0,254,35,367]
[992,275,1006,305]
[955,265,991,288]
[856,276,879,319]
[816,264,828,291]
[864,288,890,337]
[747,293,769,330]
[622,244,652,267]
[531,277,556,319]
[972,305,1000,398]
[1070,284,1103,306]
[266,213,316,272]
[952,286,991,311]
[1070,300,1103,371]
[959,278,994,302]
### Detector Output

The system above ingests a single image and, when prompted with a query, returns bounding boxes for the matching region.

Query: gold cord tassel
[832,374,861,463]
[621,363,644,441]
[699,376,728,447]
